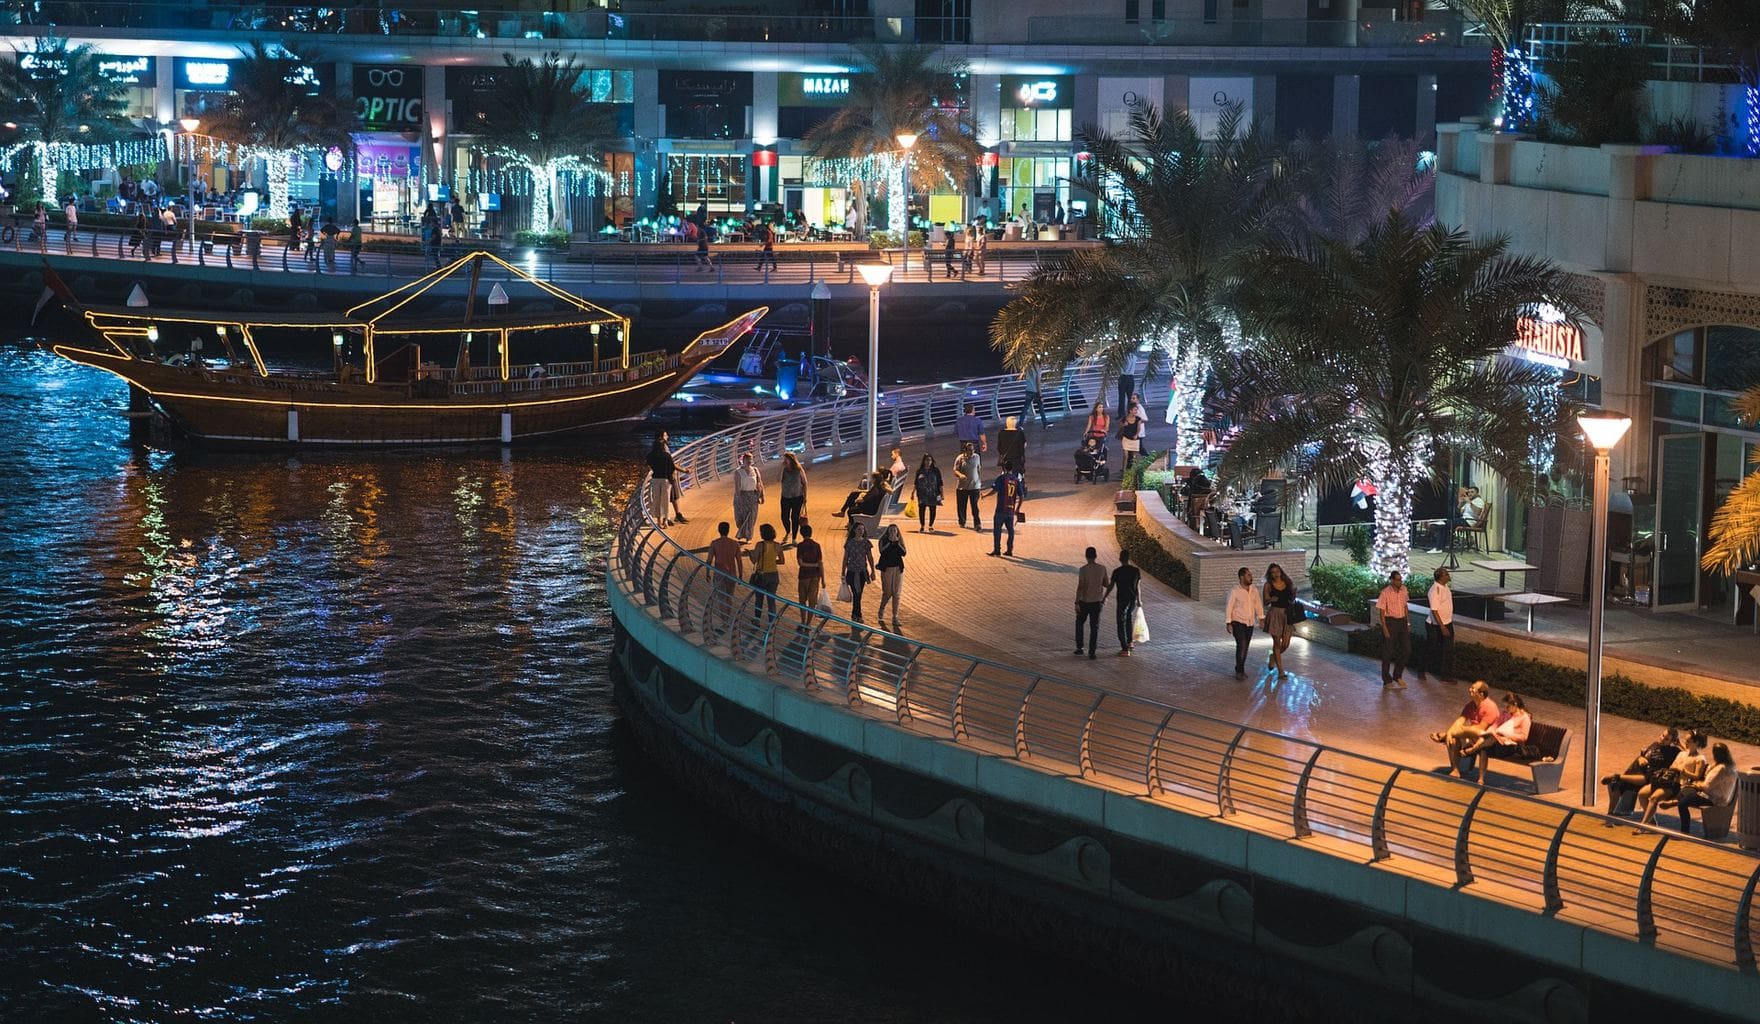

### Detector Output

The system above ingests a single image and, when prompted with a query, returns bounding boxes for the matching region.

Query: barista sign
[354,64,423,130]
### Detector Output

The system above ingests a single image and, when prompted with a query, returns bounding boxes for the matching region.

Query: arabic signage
[659,71,753,108]
[354,64,423,131]
[19,52,156,85]
[1001,75,1072,110]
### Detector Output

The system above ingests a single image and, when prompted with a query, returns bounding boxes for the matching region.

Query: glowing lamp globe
[856,263,894,288]
[1577,412,1632,452]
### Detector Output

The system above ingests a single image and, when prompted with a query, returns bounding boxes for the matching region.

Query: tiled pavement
[663,406,1760,815]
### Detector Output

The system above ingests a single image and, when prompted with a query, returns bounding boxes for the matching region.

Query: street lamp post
[1578,410,1633,806]
[856,263,894,479]
[894,132,916,272]
[178,117,200,254]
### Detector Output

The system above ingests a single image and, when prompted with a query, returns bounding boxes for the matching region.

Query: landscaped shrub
[513,229,571,250]
[1349,630,1760,745]
[1339,524,1371,565]
[1116,517,1192,596]
[1537,39,1649,147]
[1121,449,1168,492]
[866,230,926,250]
[1308,562,1432,621]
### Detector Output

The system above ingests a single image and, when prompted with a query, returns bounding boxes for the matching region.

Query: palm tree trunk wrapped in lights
[0,36,132,207]
[200,41,356,220]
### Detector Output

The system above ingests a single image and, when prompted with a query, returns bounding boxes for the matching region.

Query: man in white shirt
[63,198,78,253]
[1427,567,1455,682]
[1225,567,1265,678]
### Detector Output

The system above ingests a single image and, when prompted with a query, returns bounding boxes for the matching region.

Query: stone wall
[1132,490,1307,602]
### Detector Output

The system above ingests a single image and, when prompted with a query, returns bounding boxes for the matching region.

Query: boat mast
[455,253,484,382]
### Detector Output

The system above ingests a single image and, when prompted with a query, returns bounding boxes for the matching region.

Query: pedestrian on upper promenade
[1225,566,1263,677]
[320,218,340,271]
[31,204,46,250]
[1075,546,1108,659]
[731,450,763,542]
[695,223,712,271]
[987,459,1025,557]
[842,521,876,623]
[705,521,743,639]
[1118,408,1142,472]
[288,206,303,255]
[347,219,364,267]
[996,415,1027,480]
[955,403,984,452]
[954,442,983,531]
[912,454,943,532]
[794,522,824,622]
[1105,550,1142,658]
[1377,570,1411,689]
[974,219,989,276]
[757,220,778,273]
[745,522,784,623]
[646,432,683,526]
[778,451,807,544]
[942,225,959,279]
[875,523,906,629]
[1262,562,1296,680]
[1426,567,1455,682]
[1458,692,1531,763]
[129,207,146,256]
[1430,680,1501,777]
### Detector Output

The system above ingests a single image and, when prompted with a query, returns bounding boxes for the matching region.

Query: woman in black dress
[1262,563,1297,679]
[913,454,943,533]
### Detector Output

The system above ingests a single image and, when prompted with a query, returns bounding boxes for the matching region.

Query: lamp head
[332,331,344,348]
[856,263,894,288]
[1577,411,1632,452]
[895,132,918,151]
[179,117,200,133]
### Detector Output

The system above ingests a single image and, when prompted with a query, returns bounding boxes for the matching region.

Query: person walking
[288,206,303,258]
[1075,546,1108,659]
[1262,562,1296,680]
[347,219,364,269]
[1105,550,1142,657]
[646,432,684,526]
[954,441,983,531]
[756,220,777,273]
[996,415,1027,481]
[744,522,785,624]
[694,223,712,271]
[794,522,824,622]
[1118,409,1142,473]
[987,459,1025,557]
[1426,567,1455,682]
[942,226,959,279]
[778,451,807,544]
[912,454,943,532]
[962,221,977,277]
[62,197,78,254]
[731,450,763,542]
[973,220,988,276]
[955,403,984,453]
[1225,567,1264,677]
[705,521,744,639]
[319,218,340,271]
[875,523,907,628]
[842,521,876,623]
[1084,401,1110,442]
[1376,570,1411,689]
[1022,367,1049,429]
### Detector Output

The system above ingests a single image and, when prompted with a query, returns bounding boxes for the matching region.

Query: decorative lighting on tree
[1362,440,1431,578]
[1498,49,1537,131]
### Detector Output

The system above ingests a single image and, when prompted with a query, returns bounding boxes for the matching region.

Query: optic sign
[354,64,423,130]
[802,76,847,97]
[1511,305,1586,369]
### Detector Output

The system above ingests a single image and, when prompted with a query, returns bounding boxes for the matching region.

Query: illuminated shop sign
[803,76,847,96]
[1000,75,1072,110]
[1511,306,1587,368]
[177,59,236,90]
[354,64,423,130]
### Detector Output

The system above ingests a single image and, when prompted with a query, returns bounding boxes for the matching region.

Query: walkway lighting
[857,262,894,477]
[1578,410,1632,807]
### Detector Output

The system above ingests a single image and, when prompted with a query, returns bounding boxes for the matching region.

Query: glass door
[1653,432,1704,610]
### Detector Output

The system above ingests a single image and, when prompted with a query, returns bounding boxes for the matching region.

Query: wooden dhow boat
[39,252,766,445]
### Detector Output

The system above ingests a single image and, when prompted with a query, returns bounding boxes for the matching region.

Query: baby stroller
[1074,439,1110,483]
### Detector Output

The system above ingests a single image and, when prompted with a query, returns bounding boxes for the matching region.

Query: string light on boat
[146,325,159,343]
[332,332,344,348]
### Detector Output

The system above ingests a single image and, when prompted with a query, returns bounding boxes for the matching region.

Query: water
[0,341,1196,1023]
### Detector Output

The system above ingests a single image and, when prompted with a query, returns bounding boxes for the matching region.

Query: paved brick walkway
[664,406,1760,815]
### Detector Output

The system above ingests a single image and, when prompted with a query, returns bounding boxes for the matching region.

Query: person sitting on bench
[1600,726,1682,815]
[833,475,889,519]
[1633,731,1707,831]
[1670,741,1736,834]
[1457,692,1531,761]
[1430,680,1501,777]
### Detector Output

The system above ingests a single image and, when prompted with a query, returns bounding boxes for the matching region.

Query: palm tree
[201,41,356,219]
[1220,214,1579,577]
[1642,0,1760,155]
[991,103,1283,464]
[0,35,131,208]
[805,44,980,238]
[476,52,620,234]
[1441,0,1594,129]
[1703,388,1760,573]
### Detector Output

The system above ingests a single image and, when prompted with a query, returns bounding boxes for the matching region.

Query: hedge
[1349,629,1760,745]
[1116,517,1192,596]
[1309,563,1433,622]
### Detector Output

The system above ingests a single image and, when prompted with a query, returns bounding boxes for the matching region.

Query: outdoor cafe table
[1471,558,1538,588]
[1499,592,1569,632]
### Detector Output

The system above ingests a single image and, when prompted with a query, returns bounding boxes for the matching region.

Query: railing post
[1013,677,1041,759]
[1291,747,1323,838]
[1369,767,1403,861]
[1540,809,1577,910]
[807,253,814,282]
[1453,787,1493,886]
[893,646,923,724]
[1215,725,1249,816]
[1076,693,1105,778]
[90,231,97,257]
[1145,709,1176,795]
[677,560,709,635]
[950,663,976,740]
[1734,862,1760,970]
[1634,834,1668,941]
[674,254,682,284]
[225,244,233,269]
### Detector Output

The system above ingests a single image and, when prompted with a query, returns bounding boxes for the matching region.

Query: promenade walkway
[662,399,1760,815]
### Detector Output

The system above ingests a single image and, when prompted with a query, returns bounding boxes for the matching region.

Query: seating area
[1475,720,1572,794]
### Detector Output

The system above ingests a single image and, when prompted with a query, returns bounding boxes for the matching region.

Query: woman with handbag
[841,522,876,623]
[744,523,785,623]
[731,450,763,542]
[913,454,943,533]
[1634,731,1707,830]
[1261,563,1297,680]
[875,524,907,629]
[1600,726,1681,816]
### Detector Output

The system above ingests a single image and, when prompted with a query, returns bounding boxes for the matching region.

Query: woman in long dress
[731,451,763,542]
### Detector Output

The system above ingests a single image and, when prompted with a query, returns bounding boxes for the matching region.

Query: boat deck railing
[609,364,1760,973]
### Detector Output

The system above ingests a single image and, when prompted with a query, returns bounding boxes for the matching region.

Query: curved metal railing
[608,366,1760,971]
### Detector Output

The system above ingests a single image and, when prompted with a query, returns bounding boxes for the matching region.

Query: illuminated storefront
[660,71,752,216]
[997,74,1071,223]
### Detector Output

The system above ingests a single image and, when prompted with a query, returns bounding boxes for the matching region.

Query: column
[155,55,174,125]
[424,65,447,185]
[1600,275,1646,486]
[1163,74,1190,115]
[1416,73,1437,141]
[334,63,358,224]
[1331,74,1359,139]
[1253,74,1277,136]
[632,69,661,219]
[970,74,1002,223]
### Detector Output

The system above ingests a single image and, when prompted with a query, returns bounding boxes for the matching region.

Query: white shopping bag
[1132,604,1151,644]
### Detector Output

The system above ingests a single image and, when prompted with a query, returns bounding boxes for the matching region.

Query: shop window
[666,154,747,213]
[1125,0,1139,21]
[1652,385,1701,425]
[1001,108,1072,143]
[1704,325,1760,392]
[1649,328,1702,384]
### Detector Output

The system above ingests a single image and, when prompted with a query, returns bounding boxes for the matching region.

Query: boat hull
[51,345,709,445]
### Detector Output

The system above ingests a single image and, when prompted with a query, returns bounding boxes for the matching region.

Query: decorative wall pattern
[1645,283,1760,340]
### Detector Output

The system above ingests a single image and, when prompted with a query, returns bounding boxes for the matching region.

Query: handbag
[1131,604,1151,644]
[903,499,917,519]
[836,578,853,603]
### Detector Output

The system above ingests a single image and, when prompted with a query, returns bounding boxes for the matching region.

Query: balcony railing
[1023,13,1473,48]
[1525,22,1745,84]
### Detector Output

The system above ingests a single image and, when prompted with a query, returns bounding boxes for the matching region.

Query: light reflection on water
[0,341,1261,1024]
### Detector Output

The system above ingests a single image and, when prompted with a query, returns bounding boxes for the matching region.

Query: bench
[1658,791,1739,839]
[1476,721,1571,795]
